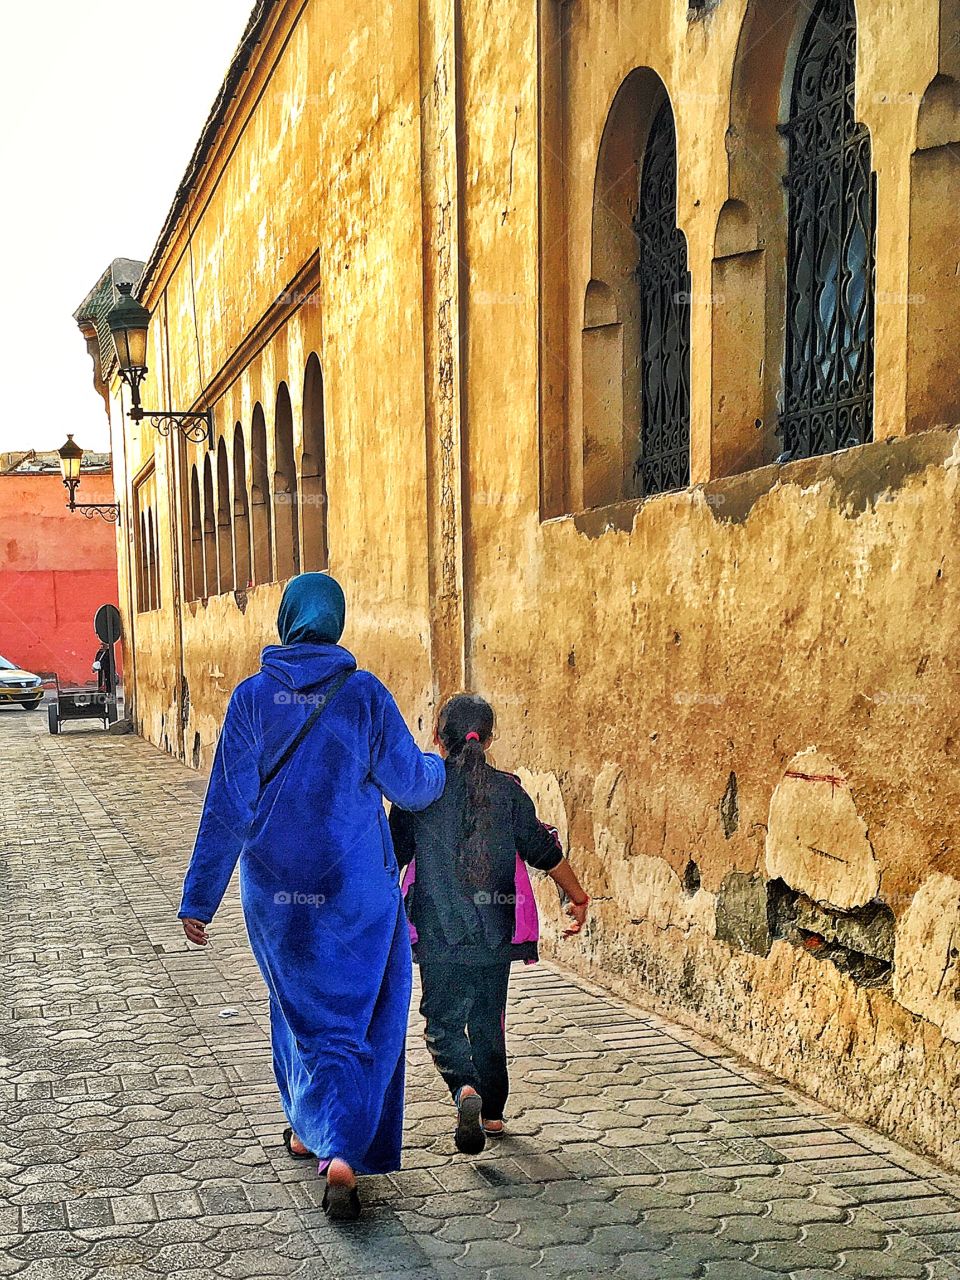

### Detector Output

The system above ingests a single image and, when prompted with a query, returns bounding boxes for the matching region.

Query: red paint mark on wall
[784,769,846,793]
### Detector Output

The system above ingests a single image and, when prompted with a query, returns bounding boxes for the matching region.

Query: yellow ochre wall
[105,0,960,1169]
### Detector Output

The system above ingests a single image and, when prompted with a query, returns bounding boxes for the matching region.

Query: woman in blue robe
[178,573,444,1218]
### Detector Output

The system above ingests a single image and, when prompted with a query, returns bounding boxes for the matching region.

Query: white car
[0,655,44,709]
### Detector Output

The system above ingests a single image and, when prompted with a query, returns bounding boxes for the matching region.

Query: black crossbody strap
[260,669,353,789]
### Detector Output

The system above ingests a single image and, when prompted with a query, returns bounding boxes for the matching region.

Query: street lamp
[106,281,150,394]
[105,283,212,445]
[57,435,121,523]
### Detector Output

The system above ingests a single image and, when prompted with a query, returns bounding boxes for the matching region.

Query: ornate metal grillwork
[633,100,691,497]
[780,0,876,459]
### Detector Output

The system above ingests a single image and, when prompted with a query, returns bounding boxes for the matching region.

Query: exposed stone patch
[768,879,895,989]
[514,767,569,854]
[614,852,716,933]
[587,764,717,933]
[592,763,633,864]
[894,872,960,1042]
[714,871,772,956]
[765,748,880,909]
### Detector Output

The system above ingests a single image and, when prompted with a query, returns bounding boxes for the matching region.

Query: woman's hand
[181,917,209,946]
[562,896,589,938]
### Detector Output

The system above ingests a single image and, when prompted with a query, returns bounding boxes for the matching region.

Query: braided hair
[437,693,496,890]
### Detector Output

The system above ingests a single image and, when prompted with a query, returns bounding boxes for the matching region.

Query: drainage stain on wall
[720,772,738,839]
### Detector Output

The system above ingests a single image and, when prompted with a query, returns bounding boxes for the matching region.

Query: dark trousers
[419,961,511,1120]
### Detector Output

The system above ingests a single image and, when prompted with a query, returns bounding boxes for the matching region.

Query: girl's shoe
[321,1157,361,1221]
[482,1119,505,1137]
[454,1088,485,1155]
[282,1127,314,1160]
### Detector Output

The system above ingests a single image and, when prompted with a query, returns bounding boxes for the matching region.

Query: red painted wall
[0,472,121,685]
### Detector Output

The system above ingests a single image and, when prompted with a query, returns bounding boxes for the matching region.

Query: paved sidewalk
[2,712,960,1279]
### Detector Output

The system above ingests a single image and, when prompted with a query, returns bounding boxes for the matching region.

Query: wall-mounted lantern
[106,283,212,445]
[57,435,121,523]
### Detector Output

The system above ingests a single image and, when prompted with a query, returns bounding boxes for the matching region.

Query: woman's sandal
[454,1088,485,1155]
[282,1127,315,1160]
[321,1158,361,1221]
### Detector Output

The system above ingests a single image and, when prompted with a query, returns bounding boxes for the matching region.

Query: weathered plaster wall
[504,432,960,1169]
[450,0,960,1168]
[109,0,960,1171]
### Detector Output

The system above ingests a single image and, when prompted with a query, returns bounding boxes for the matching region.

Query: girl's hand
[182,918,209,946]
[563,897,589,938]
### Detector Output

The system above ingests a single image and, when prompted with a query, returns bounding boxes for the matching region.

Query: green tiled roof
[73,258,145,384]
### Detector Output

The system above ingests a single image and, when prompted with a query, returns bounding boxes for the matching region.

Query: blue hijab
[277,573,346,646]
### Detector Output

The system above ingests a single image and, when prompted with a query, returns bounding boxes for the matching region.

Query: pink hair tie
[465,732,481,743]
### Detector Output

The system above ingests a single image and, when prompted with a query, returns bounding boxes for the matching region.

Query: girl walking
[389,693,589,1154]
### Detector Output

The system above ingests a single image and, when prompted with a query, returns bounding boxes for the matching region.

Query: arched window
[301,354,328,569]
[273,382,300,582]
[134,467,159,610]
[634,97,691,497]
[146,508,158,611]
[581,68,684,509]
[189,464,204,600]
[250,404,273,584]
[151,509,160,609]
[233,427,252,589]
[137,510,148,611]
[781,0,875,458]
[216,438,235,593]
[202,453,218,596]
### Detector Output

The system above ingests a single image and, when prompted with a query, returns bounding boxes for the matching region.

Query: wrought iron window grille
[632,99,692,499]
[779,0,876,461]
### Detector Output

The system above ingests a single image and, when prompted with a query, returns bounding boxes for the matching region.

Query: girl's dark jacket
[388,759,563,966]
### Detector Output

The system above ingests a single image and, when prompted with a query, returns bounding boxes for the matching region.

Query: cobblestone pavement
[3,712,960,1280]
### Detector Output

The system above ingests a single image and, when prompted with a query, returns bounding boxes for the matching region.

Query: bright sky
[0,0,254,455]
